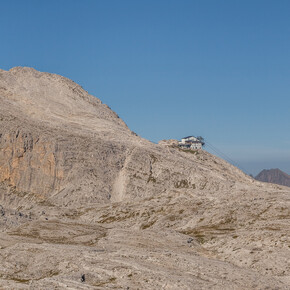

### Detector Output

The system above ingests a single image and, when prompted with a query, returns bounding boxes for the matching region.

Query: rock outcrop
[0,67,289,289]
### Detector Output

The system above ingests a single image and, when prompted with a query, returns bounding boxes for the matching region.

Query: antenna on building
[196,136,205,147]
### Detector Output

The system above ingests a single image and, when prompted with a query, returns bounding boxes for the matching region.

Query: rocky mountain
[255,168,290,187]
[0,67,289,289]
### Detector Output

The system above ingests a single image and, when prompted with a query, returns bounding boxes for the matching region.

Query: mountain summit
[0,67,289,289]
[255,168,290,187]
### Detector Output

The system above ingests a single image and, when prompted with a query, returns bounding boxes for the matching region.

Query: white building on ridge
[179,136,203,150]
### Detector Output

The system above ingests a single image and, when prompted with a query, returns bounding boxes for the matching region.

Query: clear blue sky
[1,0,289,175]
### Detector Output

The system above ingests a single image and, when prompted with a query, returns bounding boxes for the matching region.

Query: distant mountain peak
[255,168,290,187]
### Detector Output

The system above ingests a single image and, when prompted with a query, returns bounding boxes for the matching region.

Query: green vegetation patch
[174,179,189,188]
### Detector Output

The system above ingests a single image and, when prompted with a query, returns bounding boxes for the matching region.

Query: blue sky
[0,0,289,175]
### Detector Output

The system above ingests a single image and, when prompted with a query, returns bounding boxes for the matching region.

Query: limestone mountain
[255,168,290,187]
[0,67,289,289]
[0,67,252,206]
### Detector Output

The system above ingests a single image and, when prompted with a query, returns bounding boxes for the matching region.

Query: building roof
[180,140,201,144]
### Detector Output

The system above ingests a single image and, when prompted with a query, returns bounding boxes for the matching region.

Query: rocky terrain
[256,168,290,187]
[0,67,289,289]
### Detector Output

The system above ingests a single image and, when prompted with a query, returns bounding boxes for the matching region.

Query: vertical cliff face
[0,126,131,206]
[0,130,65,196]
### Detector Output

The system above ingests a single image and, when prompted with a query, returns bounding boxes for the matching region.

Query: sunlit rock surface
[0,67,289,289]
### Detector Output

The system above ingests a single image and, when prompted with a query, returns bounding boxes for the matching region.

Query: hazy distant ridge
[255,168,290,187]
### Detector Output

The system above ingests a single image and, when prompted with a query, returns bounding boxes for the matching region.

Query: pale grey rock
[0,67,289,289]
